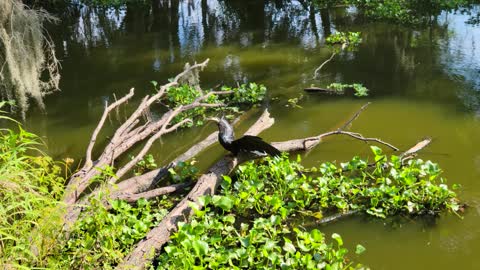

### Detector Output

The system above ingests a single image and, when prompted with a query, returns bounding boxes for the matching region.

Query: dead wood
[111,182,193,203]
[272,130,399,152]
[63,111,252,229]
[313,51,336,79]
[400,138,432,160]
[316,210,360,225]
[65,59,210,206]
[304,86,340,93]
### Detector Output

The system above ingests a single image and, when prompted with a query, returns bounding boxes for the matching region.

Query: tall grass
[0,107,65,268]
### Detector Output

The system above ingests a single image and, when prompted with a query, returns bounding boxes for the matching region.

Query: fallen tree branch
[111,182,193,203]
[62,59,229,230]
[400,138,432,160]
[85,88,135,169]
[114,110,256,196]
[272,130,399,152]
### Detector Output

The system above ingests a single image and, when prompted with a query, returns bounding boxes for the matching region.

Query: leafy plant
[162,82,267,127]
[60,197,168,269]
[158,198,364,269]
[327,83,369,97]
[167,160,199,184]
[286,94,303,109]
[158,147,461,268]
[133,154,157,176]
[225,148,460,220]
[326,31,362,51]
[347,0,471,24]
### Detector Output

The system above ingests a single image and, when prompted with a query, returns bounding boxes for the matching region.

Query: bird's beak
[206,117,220,123]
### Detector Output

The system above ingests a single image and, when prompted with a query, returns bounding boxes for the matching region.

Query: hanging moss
[0,0,60,119]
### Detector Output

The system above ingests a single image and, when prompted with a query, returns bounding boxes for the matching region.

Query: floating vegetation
[158,149,461,269]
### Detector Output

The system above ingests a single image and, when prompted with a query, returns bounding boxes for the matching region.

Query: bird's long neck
[218,118,235,151]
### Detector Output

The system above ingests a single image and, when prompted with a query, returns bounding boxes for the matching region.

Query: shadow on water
[21,1,480,269]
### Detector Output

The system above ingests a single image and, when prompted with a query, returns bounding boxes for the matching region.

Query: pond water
[25,1,480,269]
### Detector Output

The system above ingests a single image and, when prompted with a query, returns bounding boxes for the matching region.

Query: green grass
[0,113,65,267]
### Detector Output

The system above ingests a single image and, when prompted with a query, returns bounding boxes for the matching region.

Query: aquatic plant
[60,198,168,269]
[328,83,369,97]
[158,148,460,269]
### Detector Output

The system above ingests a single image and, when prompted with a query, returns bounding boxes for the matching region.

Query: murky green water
[23,1,480,269]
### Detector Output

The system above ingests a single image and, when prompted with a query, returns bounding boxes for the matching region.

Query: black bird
[209,116,281,158]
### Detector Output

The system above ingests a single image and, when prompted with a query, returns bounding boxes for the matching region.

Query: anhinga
[209,116,281,158]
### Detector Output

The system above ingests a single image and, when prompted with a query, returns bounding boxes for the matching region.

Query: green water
[23,1,480,269]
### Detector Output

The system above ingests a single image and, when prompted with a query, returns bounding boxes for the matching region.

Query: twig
[313,52,336,79]
[85,88,135,169]
[338,102,371,131]
[112,182,193,203]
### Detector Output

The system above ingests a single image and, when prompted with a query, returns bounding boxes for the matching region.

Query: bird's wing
[233,135,281,157]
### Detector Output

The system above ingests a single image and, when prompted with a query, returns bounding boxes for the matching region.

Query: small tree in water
[0,0,60,119]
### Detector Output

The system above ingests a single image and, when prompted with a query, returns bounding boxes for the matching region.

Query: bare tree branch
[85,88,135,169]
[338,102,371,131]
[112,182,193,203]
[313,52,336,79]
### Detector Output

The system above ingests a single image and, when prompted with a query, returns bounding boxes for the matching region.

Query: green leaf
[212,195,234,212]
[355,244,366,255]
[283,238,296,254]
[192,239,209,256]
[370,146,382,156]
[331,233,343,246]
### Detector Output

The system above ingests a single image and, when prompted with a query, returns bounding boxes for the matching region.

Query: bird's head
[206,116,232,133]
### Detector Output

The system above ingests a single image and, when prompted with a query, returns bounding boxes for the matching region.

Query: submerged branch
[316,210,360,225]
[313,52,336,79]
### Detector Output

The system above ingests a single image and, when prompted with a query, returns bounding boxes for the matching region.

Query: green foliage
[158,200,363,269]
[167,160,199,184]
[327,83,369,97]
[0,113,65,267]
[326,32,363,51]
[226,149,459,220]
[158,147,460,269]
[162,82,266,127]
[133,154,157,176]
[221,82,267,104]
[347,0,471,24]
[286,94,304,109]
[79,0,148,7]
[60,197,168,269]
